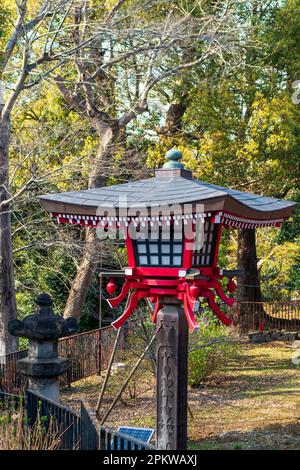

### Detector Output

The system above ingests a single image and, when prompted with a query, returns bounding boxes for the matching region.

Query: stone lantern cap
[8,293,78,341]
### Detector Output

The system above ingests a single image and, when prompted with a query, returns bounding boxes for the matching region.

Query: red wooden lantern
[106,212,233,332]
[39,148,296,333]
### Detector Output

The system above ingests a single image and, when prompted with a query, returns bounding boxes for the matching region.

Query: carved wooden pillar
[156,299,188,450]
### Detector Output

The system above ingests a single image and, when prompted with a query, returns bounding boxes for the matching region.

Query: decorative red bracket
[112,290,139,330]
[105,273,235,333]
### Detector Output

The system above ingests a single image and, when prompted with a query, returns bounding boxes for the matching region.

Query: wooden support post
[98,274,103,375]
[156,300,188,450]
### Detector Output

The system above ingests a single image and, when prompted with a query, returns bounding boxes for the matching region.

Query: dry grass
[61,340,300,450]
[0,404,62,450]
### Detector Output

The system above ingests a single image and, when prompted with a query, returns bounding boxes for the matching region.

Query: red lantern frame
[106,217,236,332]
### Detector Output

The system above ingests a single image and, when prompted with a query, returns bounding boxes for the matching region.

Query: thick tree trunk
[157,94,189,137]
[64,121,124,319]
[0,118,18,352]
[237,228,263,331]
[63,228,100,319]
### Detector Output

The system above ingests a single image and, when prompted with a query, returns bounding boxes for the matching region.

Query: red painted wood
[152,299,162,323]
[105,221,235,332]
[125,235,136,267]
[112,291,139,330]
[227,278,237,293]
[134,267,183,277]
[106,278,117,295]
[127,279,181,287]
[107,280,131,308]
[212,223,222,267]
[202,289,232,326]
[183,294,199,332]
[182,234,193,269]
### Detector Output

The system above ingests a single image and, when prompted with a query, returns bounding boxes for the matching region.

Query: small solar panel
[118,427,154,443]
[112,427,154,450]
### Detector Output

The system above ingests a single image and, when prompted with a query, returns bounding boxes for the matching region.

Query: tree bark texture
[0,118,18,352]
[237,228,263,331]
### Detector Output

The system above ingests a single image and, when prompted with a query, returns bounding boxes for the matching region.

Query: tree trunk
[237,228,263,332]
[0,118,18,352]
[64,121,124,319]
[157,94,189,137]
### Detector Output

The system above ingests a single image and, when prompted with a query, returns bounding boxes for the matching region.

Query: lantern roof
[39,149,296,229]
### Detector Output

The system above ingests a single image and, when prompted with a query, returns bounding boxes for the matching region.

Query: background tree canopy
[0,0,299,341]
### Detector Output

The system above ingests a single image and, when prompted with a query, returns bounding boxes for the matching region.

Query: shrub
[188,314,239,387]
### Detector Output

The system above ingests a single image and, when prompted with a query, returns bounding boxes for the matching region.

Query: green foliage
[260,241,300,300]
[277,192,300,244]
[271,0,300,78]
[0,2,12,67]
[188,315,239,387]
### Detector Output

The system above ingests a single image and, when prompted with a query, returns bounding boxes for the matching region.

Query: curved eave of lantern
[39,195,295,230]
[38,165,296,230]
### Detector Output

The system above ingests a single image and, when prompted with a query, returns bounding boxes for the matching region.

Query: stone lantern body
[8,293,78,402]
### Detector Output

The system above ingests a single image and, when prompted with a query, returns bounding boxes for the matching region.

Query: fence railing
[1,389,156,450]
[229,301,300,332]
[26,389,81,450]
[0,390,26,411]
[0,326,117,394]
[0,349,28,393]
[80,401,101,450]
[99,426,157,451]
[59,328,102,387]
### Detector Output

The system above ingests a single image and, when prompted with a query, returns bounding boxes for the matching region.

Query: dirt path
[61,341,300,450]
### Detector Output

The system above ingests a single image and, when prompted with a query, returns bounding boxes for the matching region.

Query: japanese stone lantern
[8,293,78,402]
[39,149,296,448]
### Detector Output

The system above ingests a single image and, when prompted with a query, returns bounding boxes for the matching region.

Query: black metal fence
[0,349,28,393]
[80,401,101,450]
[0,390,25,411]
[1,389,156,450]
[59,328,102,387]
[99,427,157,450]
[26,389,81,450]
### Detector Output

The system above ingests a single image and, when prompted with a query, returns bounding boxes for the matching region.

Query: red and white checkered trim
[51,212,210,228]
[50,211,286,229]
[220,211,284,229]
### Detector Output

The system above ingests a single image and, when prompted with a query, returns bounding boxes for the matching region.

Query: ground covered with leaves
[61,340,300,450]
